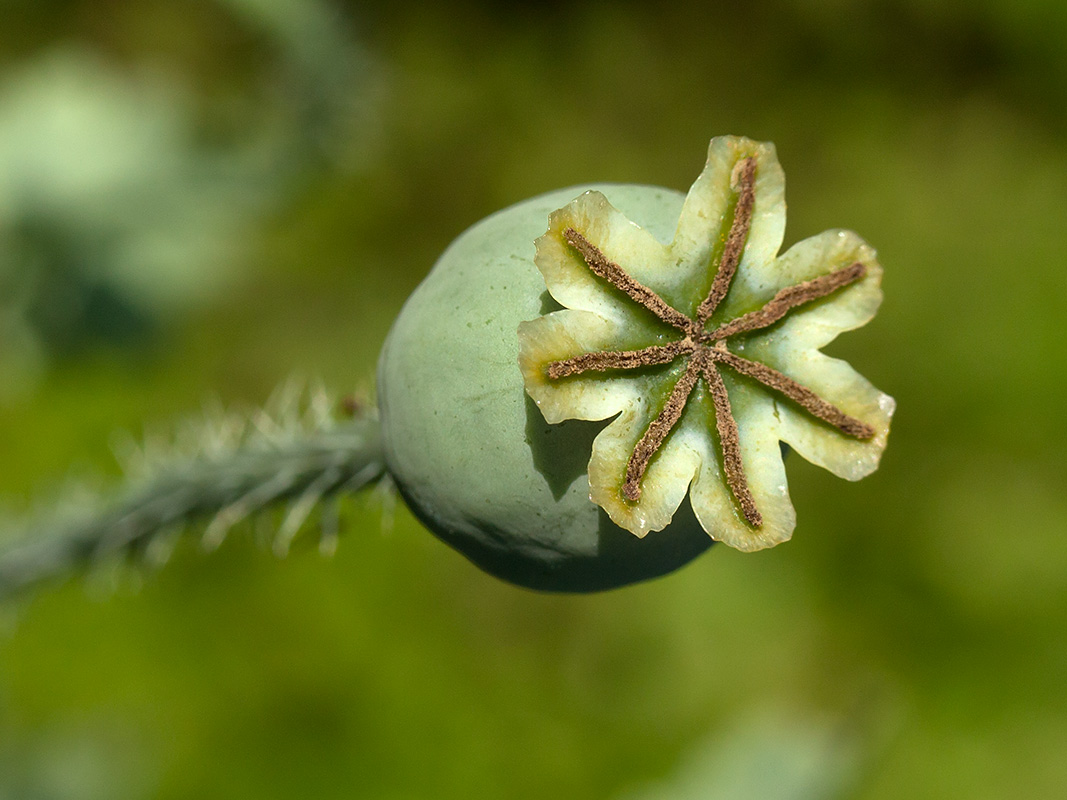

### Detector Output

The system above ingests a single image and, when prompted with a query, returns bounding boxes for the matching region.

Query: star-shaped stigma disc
[519,137,894,550]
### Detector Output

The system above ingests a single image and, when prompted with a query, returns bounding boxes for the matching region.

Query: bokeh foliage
[1,0,1065,797]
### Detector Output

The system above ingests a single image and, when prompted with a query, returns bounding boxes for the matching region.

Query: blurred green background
[1,1,1065,797]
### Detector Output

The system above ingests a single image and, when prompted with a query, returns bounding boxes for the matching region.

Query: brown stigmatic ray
[710,349,875,438]
[548,339,696,380]
[708,261,867,341]
[697,157,757,325]
[699,355,762,527]
[563,227,695,333]
[545,158,876,528]
[623,356,701,502]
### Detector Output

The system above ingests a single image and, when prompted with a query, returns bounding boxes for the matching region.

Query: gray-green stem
[0,412,385,601]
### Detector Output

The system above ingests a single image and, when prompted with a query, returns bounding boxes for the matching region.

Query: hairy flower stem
[0,413,385,601]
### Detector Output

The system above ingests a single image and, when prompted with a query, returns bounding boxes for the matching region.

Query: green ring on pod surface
[378,184,713,592]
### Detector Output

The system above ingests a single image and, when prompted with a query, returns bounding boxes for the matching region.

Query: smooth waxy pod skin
[379,136,893,591]
[378,184,713,592]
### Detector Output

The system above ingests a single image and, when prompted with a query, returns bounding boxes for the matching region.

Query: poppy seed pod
[378,136,893,592]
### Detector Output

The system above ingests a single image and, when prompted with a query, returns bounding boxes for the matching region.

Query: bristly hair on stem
[0,380,387,602]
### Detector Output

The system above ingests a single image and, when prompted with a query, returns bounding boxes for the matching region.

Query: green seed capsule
[377,184,713,592]
[378,136,893,591]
